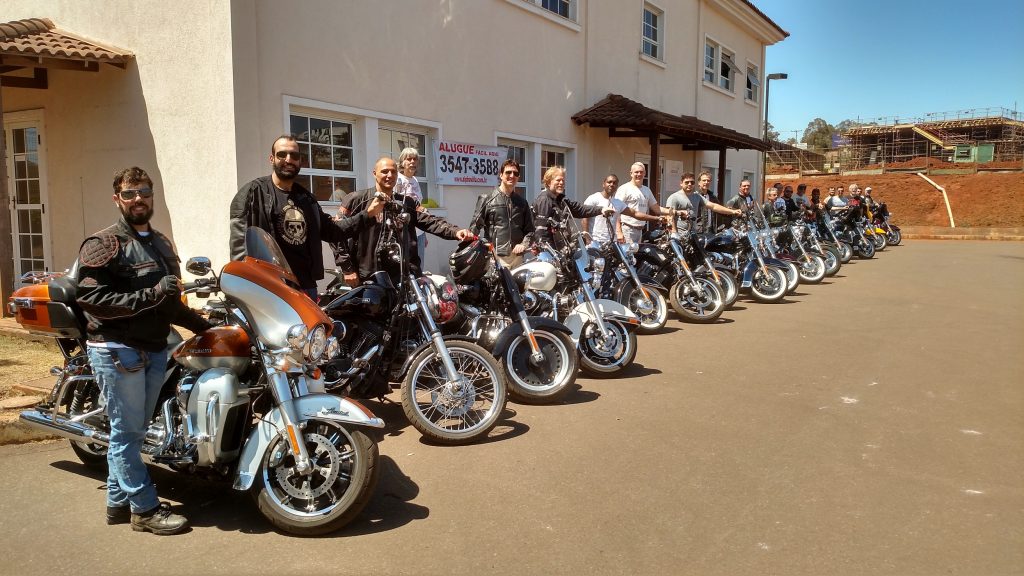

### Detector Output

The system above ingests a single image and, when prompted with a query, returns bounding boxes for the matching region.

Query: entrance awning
[572,93,768,152]
[1,18,133,89]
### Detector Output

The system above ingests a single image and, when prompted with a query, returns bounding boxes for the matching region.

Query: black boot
[130,502,188,535]
[106,505,131,525]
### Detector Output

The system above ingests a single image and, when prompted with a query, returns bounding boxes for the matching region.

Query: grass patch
[0,334,62,391]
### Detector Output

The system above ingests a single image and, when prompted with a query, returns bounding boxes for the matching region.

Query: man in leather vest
[75,167,211,535]
[468,160,535,267]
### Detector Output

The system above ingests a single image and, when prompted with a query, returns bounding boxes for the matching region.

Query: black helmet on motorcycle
[449,237,490,283]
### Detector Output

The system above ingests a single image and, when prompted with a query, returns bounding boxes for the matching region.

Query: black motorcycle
[589,214,669,334]
[447,238,579,405]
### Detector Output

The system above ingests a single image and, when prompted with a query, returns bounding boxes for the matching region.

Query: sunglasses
[503,170,520,176]
[275,150,305,160]
[118,187,154,201]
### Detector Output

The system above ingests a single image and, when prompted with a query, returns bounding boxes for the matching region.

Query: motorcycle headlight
[325,335,340,360]
[592,257,606,275]
[626,242,639,255]
[304,324,328,363]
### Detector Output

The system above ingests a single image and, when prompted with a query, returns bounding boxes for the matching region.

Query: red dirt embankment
[774,172,1022,227]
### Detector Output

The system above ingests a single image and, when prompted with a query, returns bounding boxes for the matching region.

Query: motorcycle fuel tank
[173,325,251,373]
[511,261,558,292]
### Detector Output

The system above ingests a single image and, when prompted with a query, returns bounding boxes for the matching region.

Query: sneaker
[130,502,189,535]
[106,505,131,525]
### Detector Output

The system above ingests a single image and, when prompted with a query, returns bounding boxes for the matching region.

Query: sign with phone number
[433,140,504,187]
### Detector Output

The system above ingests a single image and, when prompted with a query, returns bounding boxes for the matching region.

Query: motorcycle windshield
[244,226,296,277]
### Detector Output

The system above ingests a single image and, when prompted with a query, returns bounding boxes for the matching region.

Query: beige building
[1,0,786,301]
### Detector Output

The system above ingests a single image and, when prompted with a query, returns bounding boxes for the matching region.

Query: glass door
[5,114,50,286]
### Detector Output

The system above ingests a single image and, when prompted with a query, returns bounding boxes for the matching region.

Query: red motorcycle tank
[173,325,251,373]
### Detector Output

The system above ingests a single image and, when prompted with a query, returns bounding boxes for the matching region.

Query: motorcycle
[818,210,854,264]
[831,207,876,259]
[519,203,640,377]
[13,227,382,536]
[589,214,669,334]
[319,199,506,445]
[634,218,728,323]
[447,238,579,405]
[775,215,827,284]
[704,215,789,303]
[871,202,901,246]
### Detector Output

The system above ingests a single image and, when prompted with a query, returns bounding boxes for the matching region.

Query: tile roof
[0,18,132,67]
[572,94,768,152]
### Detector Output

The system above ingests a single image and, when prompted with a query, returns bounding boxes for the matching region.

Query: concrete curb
[0,418,61,445]
[900,227,1024,241]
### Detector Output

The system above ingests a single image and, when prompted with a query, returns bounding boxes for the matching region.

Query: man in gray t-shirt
[668,172,740,233]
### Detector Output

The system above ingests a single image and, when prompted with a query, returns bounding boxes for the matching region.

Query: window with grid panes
[642,5,662,60]
[289,114,356,203]
[379,127,431,203]
[541,147,567,194]
[498,140,529,200]
[541,0,573,19]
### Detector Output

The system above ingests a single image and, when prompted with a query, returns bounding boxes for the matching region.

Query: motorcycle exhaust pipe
[21,409,169,453]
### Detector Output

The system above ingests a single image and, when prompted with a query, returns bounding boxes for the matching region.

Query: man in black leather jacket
[76,166,211,535]
[533,166,614,248]
[468,160,535,267]
[229,135,382,299]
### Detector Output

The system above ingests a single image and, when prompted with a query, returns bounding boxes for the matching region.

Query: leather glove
[156,275,181,298]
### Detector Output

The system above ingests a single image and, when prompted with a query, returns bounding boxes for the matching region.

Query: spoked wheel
[872,232,887,251]
[887,229,902,245]
[66,378,108,470]
[619,283,668,334]
[748,266,787,303]
[669,277,724,323]
[797,255,826,284]
[254,420,379,536]
[504,328,578,405]
[578,319,637,378]
[855,238,875,259]
[401,341,507,445]
[821,246,841,276]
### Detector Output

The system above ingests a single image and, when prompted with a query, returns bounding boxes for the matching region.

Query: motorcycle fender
[490,317,571,357]
[889,224,901,231]
[740,261,760,288]
[563,299,639,341]
[233,393,384,491]
[763,257,790,269]
[612,275,664,303]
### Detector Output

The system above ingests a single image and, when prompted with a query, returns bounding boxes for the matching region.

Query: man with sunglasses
[467,159,535,267]
[75,166,213,535]
[229,135,383,299]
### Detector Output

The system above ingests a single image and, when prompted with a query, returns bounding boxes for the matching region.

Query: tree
[765,121,781,142]
[801,118,835,151]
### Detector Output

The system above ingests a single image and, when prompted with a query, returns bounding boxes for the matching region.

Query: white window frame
[495,132,577,202]
[642,3,664,62]
[745,61,760,103]
[378,125,434,206]
[703,36,738,96]
[283,96,443,210]
[506,0,581,30]
[497,138,530,199]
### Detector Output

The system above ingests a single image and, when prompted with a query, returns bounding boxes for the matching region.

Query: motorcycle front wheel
[401,341,506,445]
[887,229,902,246]
[711,268,739,308]
[669,277,724,323]
[748,266,787,303]
[504,328,578,405]
[797,255,827,284]
[782,261,800,294]
[578,319,638,378]
[872,232,888,251]
[254,420,379,536]
[822,246,841,276]
[856,238,875,259]
[619,282,668,334]
[837,241,853,263]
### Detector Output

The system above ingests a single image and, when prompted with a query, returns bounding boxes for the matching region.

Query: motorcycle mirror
[186,256,212,276]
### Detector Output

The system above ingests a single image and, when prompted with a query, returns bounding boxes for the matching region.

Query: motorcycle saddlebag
[6,277,84,339]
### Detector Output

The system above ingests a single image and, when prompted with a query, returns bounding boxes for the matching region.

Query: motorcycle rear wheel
[797,255,826,284]
[619,282,668,334]
[254,420,379,536]
[67,379,108,470]
[669,278,724,323]
[401,341,506,445]
[748,266,787,303]
[504,328,578,405]
[578,319,637,378]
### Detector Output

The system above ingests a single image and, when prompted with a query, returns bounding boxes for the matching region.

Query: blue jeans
[87,346,167,514]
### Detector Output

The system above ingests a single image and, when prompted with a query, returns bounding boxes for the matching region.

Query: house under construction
[840,108,1024,172]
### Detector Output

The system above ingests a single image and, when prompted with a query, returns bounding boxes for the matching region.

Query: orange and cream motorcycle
[12,227,382,536]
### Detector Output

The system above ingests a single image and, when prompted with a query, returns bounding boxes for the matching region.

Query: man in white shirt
[583,174,633,247]
[613,162,672,244]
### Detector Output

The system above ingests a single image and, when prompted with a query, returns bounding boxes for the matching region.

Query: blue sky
[759,0,1024,139]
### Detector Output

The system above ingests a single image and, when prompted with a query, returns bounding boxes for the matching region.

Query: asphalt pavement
[1,240,1022,576]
